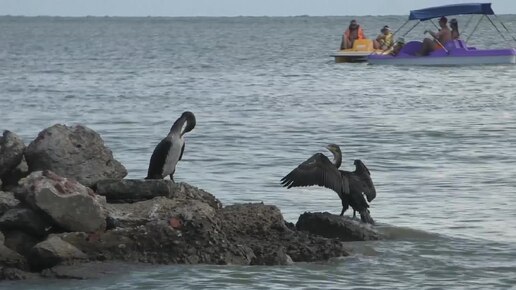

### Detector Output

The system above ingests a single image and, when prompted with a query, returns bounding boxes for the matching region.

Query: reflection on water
[1,15,516,289]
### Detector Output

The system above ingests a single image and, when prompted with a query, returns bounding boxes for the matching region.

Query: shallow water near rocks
[1,15,516,289]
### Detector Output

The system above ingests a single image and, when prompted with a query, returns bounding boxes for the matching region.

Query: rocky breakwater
[0,124,381,280]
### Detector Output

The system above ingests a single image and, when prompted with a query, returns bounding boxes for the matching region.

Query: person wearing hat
[417,16,451,56]
[373,25,394,50]
[340,19,366,50]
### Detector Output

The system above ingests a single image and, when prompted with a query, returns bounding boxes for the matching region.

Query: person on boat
[340,19,366,50]
[450,18,460,40]
[417,16,452,56]
[373,25,394,50]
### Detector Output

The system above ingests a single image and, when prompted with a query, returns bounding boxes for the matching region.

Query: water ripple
[1,15,516,289]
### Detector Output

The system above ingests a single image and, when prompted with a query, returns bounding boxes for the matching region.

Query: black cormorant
[145,111,196,181]
[280,144,376,224]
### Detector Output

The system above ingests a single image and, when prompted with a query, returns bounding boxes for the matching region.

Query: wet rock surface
[39,261,155,280]
[24,124,127,187]
[296,212,383,241]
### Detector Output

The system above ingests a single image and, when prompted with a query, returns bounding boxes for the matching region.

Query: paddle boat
[368,3,516,66]
[331,39,379,63]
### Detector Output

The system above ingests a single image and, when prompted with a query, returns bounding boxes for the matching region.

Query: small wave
[376,224,441,241]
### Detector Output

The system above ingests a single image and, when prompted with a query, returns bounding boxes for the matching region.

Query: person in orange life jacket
[340,19,366,50]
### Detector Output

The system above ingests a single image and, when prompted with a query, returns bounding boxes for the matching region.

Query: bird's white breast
[162,133,184,177]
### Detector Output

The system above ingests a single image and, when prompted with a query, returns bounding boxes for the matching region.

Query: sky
[2,0,515,17]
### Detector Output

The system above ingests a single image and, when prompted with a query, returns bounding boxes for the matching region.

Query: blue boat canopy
[409,3,494,21]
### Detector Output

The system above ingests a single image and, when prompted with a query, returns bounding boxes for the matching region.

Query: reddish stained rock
[17,171,107,233]
[169,217,183,229]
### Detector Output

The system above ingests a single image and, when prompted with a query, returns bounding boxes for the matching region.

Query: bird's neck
[170,118,186,136]
[332,152,342,169]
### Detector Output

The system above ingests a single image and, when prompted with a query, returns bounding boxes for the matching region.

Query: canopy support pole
[392,20,410,36]
[429,19,439,30]
[485,15,509,42]
[402,21,420,37]
[492,15,516,42]
[466,15,484,43]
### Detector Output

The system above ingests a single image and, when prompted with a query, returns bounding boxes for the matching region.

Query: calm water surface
[1,15,516,289]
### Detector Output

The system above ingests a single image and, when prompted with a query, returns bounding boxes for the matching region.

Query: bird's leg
[169,169,176,183]
[340,199,349,216]
[353,210,357,219]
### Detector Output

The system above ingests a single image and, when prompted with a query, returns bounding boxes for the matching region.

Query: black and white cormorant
[280,144,376,224]
[145,111,196,181]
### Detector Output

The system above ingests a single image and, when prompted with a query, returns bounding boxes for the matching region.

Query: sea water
[1,15,516,289]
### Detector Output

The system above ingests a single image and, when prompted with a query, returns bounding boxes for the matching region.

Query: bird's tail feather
[359,209,375,225]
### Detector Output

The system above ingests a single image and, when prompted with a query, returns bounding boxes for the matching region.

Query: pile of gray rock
[0,124,381,280]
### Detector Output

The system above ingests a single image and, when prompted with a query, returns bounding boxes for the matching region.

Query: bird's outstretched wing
[280,153,347,197]
[352,159,376,202]
[145,138,172,179]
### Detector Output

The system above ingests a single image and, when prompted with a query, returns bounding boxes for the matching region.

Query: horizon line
[2,13,515,18]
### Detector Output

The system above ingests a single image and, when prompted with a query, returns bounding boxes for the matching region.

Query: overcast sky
[2,0,515,17]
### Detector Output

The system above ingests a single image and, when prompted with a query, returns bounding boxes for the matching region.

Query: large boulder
[3,230,41,257]
[30,236,88,270]
[1,157,29,189]
[58,221,256,265]
[220,204,350,264]
[25,124,127,187]
[0,191,20,216]
[0,207,53,237]
[17,171,107,233]
[296,212,383,241]
[96,180,222,208]
[0,243,27,270]
[0,130,25,177]
[106,197,217,228]
[0,266,33,280]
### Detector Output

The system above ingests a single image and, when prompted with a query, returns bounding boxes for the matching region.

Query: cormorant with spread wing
[280,144,376,224]
[145,111,196,181]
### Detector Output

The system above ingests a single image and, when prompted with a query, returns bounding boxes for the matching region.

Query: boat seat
[398,40,423,55]
[351,39,373,51]
[445,40,467,49]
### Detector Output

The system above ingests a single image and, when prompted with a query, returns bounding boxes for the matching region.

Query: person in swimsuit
[417,16,452,56]
[450,18,460,40]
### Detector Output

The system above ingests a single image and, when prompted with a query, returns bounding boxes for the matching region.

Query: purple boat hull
[368,40,516,65]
